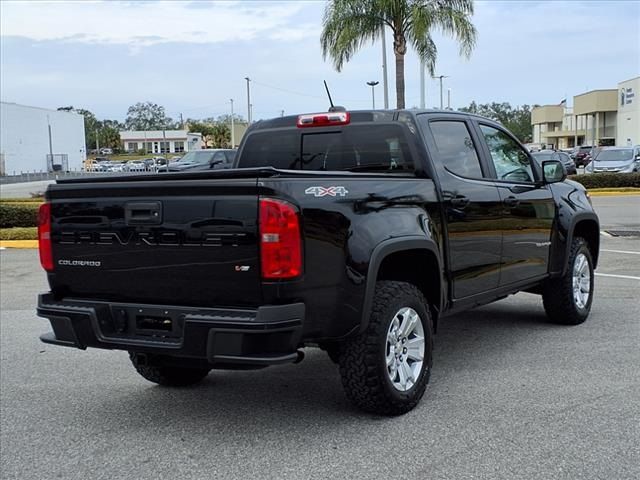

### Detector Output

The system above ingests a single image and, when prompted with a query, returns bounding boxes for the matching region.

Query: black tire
[338,281,434,416]
[129,353,210,387]
[543,237,594,325]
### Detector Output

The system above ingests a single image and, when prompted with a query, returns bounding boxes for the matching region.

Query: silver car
[586,146,640,173]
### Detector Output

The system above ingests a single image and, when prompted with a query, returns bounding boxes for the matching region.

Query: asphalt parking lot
[1,196,639,480]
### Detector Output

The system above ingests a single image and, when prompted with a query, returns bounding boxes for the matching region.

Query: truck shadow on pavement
[77,295,569,430]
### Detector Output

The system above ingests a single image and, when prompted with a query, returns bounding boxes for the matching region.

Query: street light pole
[434,75,449,109]
[244,77,251,124]
[447,88,451,110]
[366,81,379,109]
[230,99,235,148]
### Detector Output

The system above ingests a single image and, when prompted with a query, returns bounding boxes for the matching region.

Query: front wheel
[339,281,433,415]
[542,237,594,325]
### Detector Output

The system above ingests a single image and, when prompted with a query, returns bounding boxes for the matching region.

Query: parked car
[158,149,236,172]
[108,162,126,173]
[571,145,594,167]
[585,146,640,173]
[532,150,577,175]
[37,109,600,415]
[531,150,578,175]
[99,148,113,155]
[126,161,146,172]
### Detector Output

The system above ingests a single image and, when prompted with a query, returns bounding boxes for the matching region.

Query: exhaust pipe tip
[294,349,305,364]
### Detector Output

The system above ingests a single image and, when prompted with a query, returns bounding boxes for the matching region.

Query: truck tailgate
[47,178,261,307]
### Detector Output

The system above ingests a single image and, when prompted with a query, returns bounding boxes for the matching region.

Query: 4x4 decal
[304,186,349,197]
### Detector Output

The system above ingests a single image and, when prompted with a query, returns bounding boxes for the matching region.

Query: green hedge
[0,227,38,240]
[0,203,40,228]
[568,173,640,189]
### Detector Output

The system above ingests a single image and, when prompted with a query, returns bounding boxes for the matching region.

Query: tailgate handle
[125,202,162,225]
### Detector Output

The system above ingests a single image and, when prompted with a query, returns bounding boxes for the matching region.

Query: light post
[230,99,235,148]
[244,77,252,124]
[433,74,449,109]
[367,81,379,109]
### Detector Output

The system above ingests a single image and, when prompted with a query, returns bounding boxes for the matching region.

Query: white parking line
[595,273,640,281]
[601,249,640,255]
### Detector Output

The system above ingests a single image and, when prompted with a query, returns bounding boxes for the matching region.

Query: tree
[210,123,231,148]
[321,0,477,109]
[458,102,536,142]
[99,125,121,150]
[124,102,169,130]
[187,120,216,148]
[216,114,246,124]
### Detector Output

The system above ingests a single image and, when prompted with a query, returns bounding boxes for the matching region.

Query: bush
[0,203,40,228]
[0,227,37,240]
[568,173,640,189]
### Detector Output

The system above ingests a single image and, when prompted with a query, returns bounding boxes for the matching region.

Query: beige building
[531,76,639,149]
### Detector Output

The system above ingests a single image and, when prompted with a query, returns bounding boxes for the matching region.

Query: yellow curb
[0,240,38,249]
[588,191,640,197]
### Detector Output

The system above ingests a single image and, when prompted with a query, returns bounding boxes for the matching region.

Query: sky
[1,0,639,123]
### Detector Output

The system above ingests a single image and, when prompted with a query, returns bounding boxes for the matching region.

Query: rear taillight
[37,203,53,271]
[259,198,302,279]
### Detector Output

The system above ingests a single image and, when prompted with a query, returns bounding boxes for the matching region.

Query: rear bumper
[37,294,305,366]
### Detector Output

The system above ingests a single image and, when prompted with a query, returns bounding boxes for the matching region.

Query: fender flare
[560,212,600,275]
[359,236,443,333]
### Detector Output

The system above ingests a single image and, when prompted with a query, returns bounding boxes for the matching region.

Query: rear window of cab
[238,124,414,173]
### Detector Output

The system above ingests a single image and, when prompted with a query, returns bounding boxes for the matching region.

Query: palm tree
[321,0,477,109]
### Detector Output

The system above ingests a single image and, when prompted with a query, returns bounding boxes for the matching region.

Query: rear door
[49,178,262,308]
[417,114,503,299]
[474,122,555,286]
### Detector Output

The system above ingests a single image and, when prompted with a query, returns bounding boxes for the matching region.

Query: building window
[127,142,137,153]
[160,141,170,154]
[174,141,184,153]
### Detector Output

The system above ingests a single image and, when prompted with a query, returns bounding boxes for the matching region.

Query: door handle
[503,196,519,207]
[450,195,469,208]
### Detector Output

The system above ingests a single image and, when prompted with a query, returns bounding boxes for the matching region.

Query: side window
[479,125,534,182]
[428,121,483,178]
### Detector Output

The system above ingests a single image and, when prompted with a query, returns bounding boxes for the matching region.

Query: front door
[475,123,555,286]
[418,115,503,299]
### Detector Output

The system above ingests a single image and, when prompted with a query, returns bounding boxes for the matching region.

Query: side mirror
[542,160,566,184]
[635,154,640,161]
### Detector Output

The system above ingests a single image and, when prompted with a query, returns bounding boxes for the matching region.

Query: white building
[119,130,203,154]
[617,76,639,147]
[0,102,86,175]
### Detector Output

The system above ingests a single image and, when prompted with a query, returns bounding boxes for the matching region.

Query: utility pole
[230,99,235,148]
[179,113,184,129]
[281,110,285,117]
[244,77,252,123]
[95,128,100,153]
[250,103,253,123]
[434,75,449,109]
[366,81,379,109]
[381,26,389,109]
[420,61,425,108]
[447,88,451,110]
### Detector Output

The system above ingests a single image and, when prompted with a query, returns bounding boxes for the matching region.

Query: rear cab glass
[238,124,414,173]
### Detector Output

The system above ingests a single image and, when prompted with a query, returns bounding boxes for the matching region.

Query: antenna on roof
[324,80,346,112]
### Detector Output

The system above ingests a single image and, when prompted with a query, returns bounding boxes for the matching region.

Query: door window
[479,125,534,182]
[428,121,483,178]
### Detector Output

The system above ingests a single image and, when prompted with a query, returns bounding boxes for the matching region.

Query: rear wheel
[542,237,594,325]
[129,353,211,387]
[339,281,433,415]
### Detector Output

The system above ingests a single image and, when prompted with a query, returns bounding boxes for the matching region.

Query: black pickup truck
[37,109,600,415]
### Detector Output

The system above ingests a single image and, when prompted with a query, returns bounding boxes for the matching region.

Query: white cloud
[0,0,307,47]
